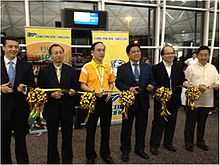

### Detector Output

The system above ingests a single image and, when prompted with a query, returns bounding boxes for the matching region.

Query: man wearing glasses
[79,42,115,164]
[38,44,77,164]
[184,46,219,152]
[150,45,188,155]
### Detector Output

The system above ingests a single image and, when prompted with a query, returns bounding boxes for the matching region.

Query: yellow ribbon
[27,88,137,124]
[154,86,172,121]
[185,86,201,110]
[80,92,97,123]
[120,90,135,120]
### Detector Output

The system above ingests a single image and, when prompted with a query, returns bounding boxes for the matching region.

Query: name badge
[100,88,104,94]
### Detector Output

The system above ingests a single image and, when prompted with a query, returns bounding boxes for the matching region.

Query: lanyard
[95,66,104,87]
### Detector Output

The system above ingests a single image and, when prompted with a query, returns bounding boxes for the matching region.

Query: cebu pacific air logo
[111,59,125,75]
[27,32,37,37]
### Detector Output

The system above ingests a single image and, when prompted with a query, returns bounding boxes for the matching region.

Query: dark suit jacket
[1,56,35,122]
[116,61,155,110]
[152,61,185,109]
[37,63,77,122]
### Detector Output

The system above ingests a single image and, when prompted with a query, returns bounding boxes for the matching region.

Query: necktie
[8,60,15,86]
[56,67,61,83]
[133,64,140,83]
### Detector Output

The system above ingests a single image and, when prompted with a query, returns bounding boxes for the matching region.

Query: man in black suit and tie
[1,36,35,163]
[149,45,188,155]
[38,44,77,164]
[116,43,155,162]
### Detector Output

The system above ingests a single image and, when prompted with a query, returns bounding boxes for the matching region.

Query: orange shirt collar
[91,58,106,68]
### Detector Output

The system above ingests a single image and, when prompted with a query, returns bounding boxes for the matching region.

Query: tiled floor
[11,106,219,164]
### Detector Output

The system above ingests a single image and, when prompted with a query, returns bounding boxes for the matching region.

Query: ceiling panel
[0,0,216,41]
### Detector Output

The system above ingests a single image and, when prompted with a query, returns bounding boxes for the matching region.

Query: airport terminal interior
[1,0,219,164]
[1,0,219,65]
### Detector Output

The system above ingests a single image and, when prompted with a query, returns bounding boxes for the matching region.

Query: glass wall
[209,12,219,47]
[164,9,203,46]
[166,0,205,8]
[1,0,219,64]
[105,5,154,36]
[29,1,95,28]
[1,1,25,37]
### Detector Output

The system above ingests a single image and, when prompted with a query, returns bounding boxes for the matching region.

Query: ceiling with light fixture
[1,0,218,43]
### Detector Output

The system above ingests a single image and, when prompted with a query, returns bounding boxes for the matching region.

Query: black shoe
[197,143,209,151]
[150,147,158,155]
[101,156,113,164]
[135,151,149,160]
[185,144,193,152]
[121,153,129,162]
[87,158,95,164]
[164,145,177,152]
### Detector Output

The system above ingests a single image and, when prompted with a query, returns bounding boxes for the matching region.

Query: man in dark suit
[116,43,155,162]
[1,36,35,163]
[38,44,77,164]
[149,45,188,155]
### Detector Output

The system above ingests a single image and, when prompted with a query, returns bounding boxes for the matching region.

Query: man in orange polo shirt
[79,42,115,164]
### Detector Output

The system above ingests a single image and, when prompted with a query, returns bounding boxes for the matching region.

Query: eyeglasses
[95,49,105,53]
[163,52,176,56]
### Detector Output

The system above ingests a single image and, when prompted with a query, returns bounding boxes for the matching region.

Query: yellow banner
[92,31,129,123]
[92,31,128,64]
[25,27,72,64]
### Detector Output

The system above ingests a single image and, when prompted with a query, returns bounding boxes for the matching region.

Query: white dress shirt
[163,61,173,89]
[163,61,173,78]
[185,62,219,107]
[4,56,17,75]
[130,61,140,75]
[3,56,27,94]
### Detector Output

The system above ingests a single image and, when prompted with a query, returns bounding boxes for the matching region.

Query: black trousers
[46,117,74,164]
[184,107,209,146]
[1,109,29,164]
[120,96,148,154]
[150,105,178,149]
[85,95,112,160]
